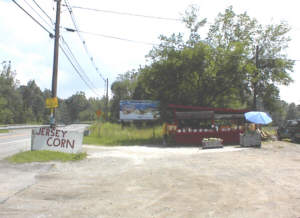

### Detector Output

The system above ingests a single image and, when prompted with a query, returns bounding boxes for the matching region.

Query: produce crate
[202,138,223,149]
[240,133,261,147]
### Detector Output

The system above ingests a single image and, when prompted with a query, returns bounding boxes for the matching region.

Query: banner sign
[31,127,83,153]
[120,100,160,120]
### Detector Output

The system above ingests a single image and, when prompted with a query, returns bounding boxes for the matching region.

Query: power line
[11,0,54,37]
[62,29,300,61]
[31,0,54,24]
[64,0,106,82]
[60,45,101,97]
[12,0,104,96]
[60,38,103,97]
[21,0,53,30]
[67,28,158,46]
[65,5,182,22]
[60,37,101,92]
[64,28,300,61]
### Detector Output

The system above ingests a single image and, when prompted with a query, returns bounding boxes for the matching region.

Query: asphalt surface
[0,129,31,160]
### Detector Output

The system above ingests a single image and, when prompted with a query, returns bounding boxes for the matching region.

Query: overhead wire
[65,28,159,46]
[59,44,102,97]
[31,0,54,25]
[64,0,107,83]
[65,5,182,22]
[11,0,54,37]
[62,29,300,62]
[11,0,103,96]
[60,37,102,97]
[9,0,300,93]
[30,0,104,96]
[21,0,53,30]
[60,37,101,93]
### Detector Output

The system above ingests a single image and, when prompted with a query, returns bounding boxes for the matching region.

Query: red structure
[168,104,250,145]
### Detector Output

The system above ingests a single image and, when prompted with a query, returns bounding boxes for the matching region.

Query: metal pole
[253,45,259,111]
[106,78,109,121]
[51,0,61,126]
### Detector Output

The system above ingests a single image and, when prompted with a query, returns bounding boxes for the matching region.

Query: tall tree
[65,92,89,122]
[136,6,248,112]
[207,6,294,110]
[110,70,138,120]
[56,99,71,124]
[19,80,45,123]
[0,61,23,124]
[286,103,299,120]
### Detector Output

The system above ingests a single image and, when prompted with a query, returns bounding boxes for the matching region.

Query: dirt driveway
[1,141,300,218]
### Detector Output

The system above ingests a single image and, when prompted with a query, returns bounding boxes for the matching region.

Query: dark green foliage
[110,70,138,121]
[0,62,106,125]
[285,103,300,121]
[0,61,23,124]
[207,6,294,110]
[107,5,295,123]
[65,91,89,122]
[19,80,46,123]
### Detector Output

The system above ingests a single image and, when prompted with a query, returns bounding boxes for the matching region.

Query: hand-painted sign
[31,127,83,153]
[45,97,58,108]
[120,100,160,120]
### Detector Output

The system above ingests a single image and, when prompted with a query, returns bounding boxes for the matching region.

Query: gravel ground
[1,141,300,218]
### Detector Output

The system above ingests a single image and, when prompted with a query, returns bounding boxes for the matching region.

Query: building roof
[168,104,250,114]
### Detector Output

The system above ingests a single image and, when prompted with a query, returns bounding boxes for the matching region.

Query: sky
[0,0,299,104]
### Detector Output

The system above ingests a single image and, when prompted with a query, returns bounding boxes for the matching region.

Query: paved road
[0,129,31,160]
[0,124,89,160]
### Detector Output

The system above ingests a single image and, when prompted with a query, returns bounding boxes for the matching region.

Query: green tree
[286,103,299,120]
[0,97,13,124]
[136,6,248,115]
[0,61,23,124]
[65,92,89,122]
[110,70,138,121]
[207,6,294,110]
[55,99,71,124]
[18,80,45,123]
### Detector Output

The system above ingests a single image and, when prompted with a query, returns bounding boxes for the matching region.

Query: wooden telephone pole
[253,45,259,111]
[50,0,61,126]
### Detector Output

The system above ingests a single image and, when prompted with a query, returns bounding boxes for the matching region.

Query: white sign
[31,127,83,153]
[120,100,160,120]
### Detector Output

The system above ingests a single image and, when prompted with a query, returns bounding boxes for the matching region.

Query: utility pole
[106,78,109,121]
[50,0,61,126]
[253,45,259,111]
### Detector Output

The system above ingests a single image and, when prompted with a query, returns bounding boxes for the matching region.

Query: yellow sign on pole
[46,97,58,108]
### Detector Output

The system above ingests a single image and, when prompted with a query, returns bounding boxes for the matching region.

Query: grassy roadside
[6,150,87,163]
[0,129,9,133]
[83,122,163,146]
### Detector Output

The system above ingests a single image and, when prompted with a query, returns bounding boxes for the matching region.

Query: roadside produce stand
[239,111,273,148]
[167,104,249,145]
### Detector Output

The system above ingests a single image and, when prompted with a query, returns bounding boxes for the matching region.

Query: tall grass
[83,122,163,145]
